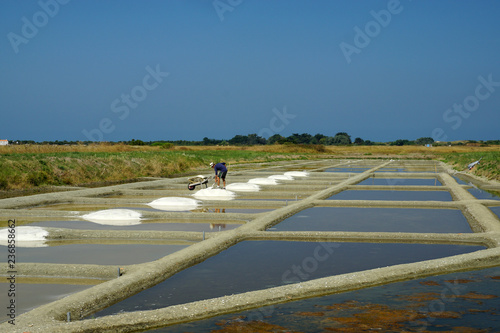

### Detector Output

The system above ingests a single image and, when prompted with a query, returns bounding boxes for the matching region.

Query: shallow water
[194,207,274,214]
[468,188,500,201]
[327,190,453,201]
[94,240,484,317]
[6,243,189,265]
[269,207,472,233]
[324,167,371,173]
[32,203,149,212]
[151,266,500,332]
[490,206,500,219]
[357,178,441,186]
[28,219,242,232]
[376,167,438,173]
[1,282,93,323]
[452,175,469,185]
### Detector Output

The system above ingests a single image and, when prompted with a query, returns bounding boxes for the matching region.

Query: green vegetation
[10,135,500,147]
[0,149,305,191]
[0,143,498,194]
[439,151,500,181]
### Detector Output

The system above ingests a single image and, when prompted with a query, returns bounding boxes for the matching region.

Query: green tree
[332,132,351,145]
[268,134,285,144]
[247,133,266,145]
[354,137,364,145]
[391,139,412,146]
[128,139,146,146]
[228,135,248,145]
[286,133,314,144]
[415,137,434,145]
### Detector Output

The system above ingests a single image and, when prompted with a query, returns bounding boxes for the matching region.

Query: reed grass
[0,143,498,192]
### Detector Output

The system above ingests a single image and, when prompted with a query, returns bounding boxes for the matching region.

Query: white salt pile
[193,188,236,200]
[226,183,260,192]
[268,174,294,180]
[81,209,142,225]
[284,171,310,177]
[0,226,49,248]
[248,178,279,185]
[147,197,201,211]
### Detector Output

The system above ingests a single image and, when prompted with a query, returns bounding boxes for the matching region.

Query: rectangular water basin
[194,207,274,214]
[357,178,441,186]
[324,167,371,173]
[94,240,484,317]
[467,188,500,200]
[1,281,94,323]
[327,190,453,201]
[489,206,500,219]
[268,207,472,233]
[4,243,190,265]
[375,167,436,173]
[26,219,243,232]
[154,266,500,332]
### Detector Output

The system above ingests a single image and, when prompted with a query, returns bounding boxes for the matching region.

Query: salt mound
[0,226,49,248]
[81,209,142,225]
[226,183,260,192]
[248,178,279,185]
[284,171,309,177]
[268,174,294,180]
[147,197,201,211]
[193,188,236,200]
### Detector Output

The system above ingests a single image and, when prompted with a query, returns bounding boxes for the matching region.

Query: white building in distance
[0,140,9,145]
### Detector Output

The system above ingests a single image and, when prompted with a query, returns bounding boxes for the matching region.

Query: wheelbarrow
[188,175,211,190]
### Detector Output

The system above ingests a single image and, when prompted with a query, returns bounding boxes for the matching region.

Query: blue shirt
[214,162,227,174]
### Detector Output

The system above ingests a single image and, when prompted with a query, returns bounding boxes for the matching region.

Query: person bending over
[210,162,228,189]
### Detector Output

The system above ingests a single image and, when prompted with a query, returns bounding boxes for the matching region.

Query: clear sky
[1,0,499,142]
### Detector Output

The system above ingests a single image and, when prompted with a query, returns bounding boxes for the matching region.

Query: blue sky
[1,0,499,142]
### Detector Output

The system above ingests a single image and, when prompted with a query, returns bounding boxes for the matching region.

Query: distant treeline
[9,133,500,147]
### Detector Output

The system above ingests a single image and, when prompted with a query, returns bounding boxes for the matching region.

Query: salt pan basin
[284,171,309,177]
[160,266,500,332]
[268,175,294,181]
[96,241,484,316]
[81,209,142,225]
[0,283,91,321]
[0,226,48,248]
[226,183,260,192]
[147,197,201,211]
[248,178,279,185]
[193,188,236,201]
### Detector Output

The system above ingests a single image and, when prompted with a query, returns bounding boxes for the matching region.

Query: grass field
[0,143,498,194]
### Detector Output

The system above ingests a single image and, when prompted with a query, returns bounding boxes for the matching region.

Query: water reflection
[357,178,441,186]
[94,241,484,317]
[196,208,274,214]
[270,207,472,233]
[467,188,500,201]
[152,266,500,332]
[327,190,453,201]
[9,243,189,265]
[324,167,371,173]
[27,220,241,232]
[489,206,500,219]
[0,283,92,323]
